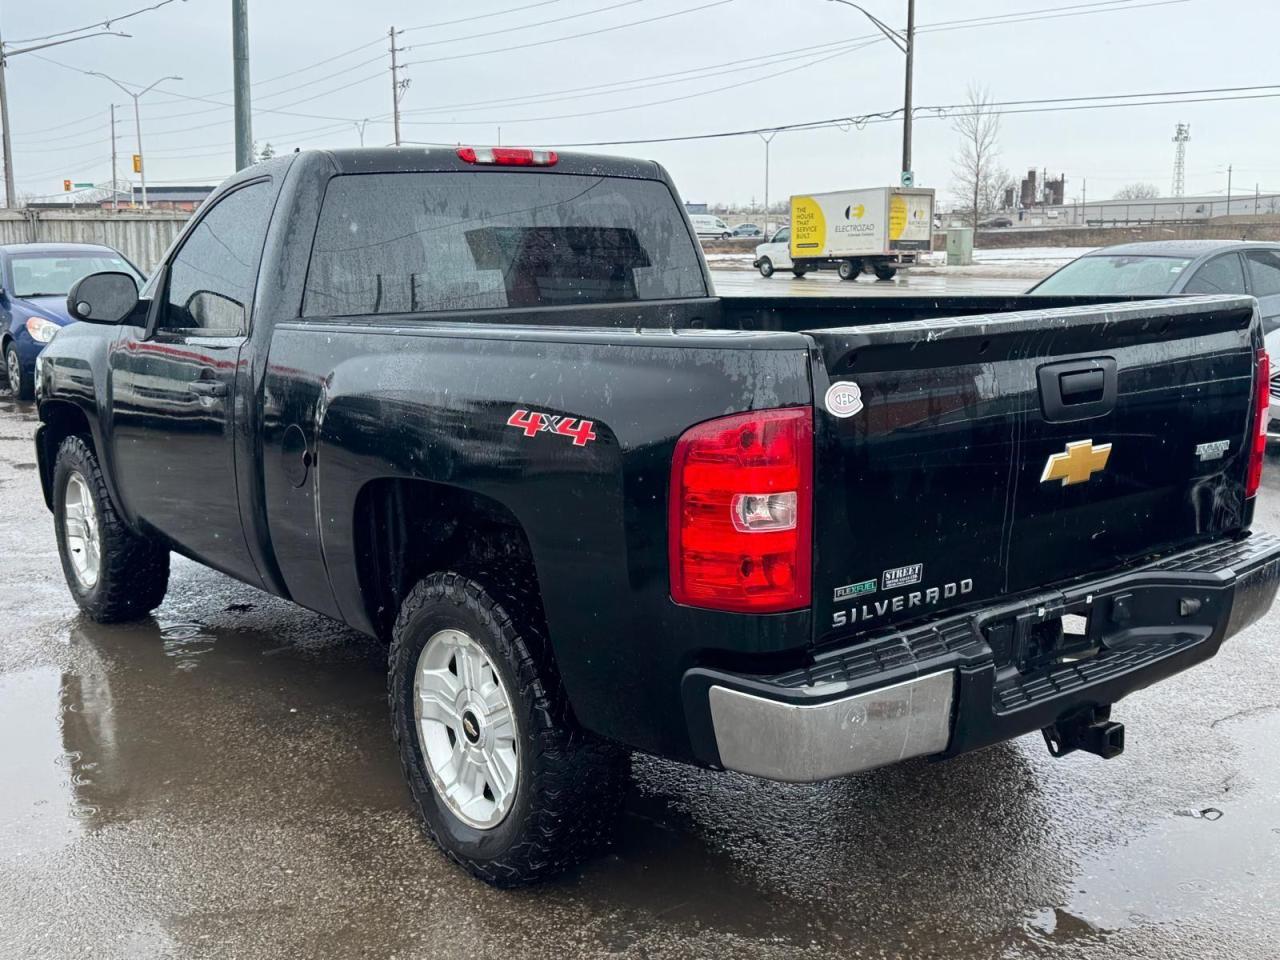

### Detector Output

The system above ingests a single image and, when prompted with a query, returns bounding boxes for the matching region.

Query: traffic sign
[901,170,915,188]
[73,182,93,189]
[132,154,142,173]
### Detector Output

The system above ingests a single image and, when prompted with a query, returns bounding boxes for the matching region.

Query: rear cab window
[302,171,706,318]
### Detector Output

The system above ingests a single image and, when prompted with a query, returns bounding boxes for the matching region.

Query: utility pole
[901,0,914,178]
[0,28,126,208]
[389,27,409,146]
[89,72,182,211]
[232,0,252,170]
[0,29,13,210]
[758,130,777,238]
[1226,164,1233,219]
[827,1,913,183]
[110,104,118,212]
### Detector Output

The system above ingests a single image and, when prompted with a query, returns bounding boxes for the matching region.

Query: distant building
[104,185,216,211]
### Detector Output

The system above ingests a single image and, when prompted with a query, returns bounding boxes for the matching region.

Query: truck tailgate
[807,296,1261,641]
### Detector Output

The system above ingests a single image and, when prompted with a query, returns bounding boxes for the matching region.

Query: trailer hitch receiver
[1042,705,1125,760]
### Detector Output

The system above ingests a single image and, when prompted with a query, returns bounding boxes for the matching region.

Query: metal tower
[1171,123,1190,198]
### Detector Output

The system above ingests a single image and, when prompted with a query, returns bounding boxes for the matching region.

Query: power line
[401,0,737,68]
[400,40,880,128]
[400,36,880,116]
[467,85,1280,148]
[402,0,647,43]
[7,0,187,44]
[396,0,1190,110]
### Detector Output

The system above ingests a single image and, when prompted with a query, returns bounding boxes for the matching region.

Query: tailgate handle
[1059,369,1105,402]
[1038,358,1117,422]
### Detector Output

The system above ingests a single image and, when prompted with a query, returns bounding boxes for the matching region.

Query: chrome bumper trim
[708,670,955,783]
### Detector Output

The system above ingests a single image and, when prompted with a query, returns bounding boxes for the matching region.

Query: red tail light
[1247,349,1269,498]
[669,408,813,613]
[456,146,558,167]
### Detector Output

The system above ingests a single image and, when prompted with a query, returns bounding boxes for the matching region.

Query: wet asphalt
[3,282,1280,958]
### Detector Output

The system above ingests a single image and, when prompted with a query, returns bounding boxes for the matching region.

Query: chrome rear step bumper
[684,533,1280,782]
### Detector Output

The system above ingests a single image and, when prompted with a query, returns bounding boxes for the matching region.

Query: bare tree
[951,85,1010,229]
[1113,182,1160,200]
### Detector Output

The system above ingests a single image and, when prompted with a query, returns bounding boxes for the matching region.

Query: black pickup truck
[33,147,1280,886]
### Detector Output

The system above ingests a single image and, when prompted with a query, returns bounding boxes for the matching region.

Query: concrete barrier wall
[970,220,1280,250]
[0,211,190,272]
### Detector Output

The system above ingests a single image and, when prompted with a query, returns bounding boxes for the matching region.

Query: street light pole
[758,130,777,238]
[89,73,181,210]
[826,0,913,181]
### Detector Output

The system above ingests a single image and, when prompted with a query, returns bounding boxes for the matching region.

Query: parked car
[1029,240,1280,438]
[689,214,731,239]
[35,147,1280,887]
[1,243,143,400]
[979,216,1014,228]
[731,222,763,238]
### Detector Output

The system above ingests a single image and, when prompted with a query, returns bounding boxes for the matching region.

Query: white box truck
[753,187,935,281]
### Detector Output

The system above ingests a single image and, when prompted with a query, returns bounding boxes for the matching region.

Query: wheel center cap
[461,710,482,744]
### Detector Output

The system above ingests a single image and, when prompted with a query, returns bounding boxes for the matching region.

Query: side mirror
[67,272,140,325]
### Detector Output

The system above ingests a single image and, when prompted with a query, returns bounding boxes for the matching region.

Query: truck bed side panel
[259,315,813,759]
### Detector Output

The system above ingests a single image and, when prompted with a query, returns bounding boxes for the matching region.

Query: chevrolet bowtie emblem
[1041,439,1112,486]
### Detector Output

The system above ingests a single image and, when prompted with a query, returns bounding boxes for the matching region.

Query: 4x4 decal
[506,409,598,447]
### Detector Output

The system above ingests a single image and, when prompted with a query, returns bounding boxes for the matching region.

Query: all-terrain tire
[389,571,627,887]
[53,435,169,622]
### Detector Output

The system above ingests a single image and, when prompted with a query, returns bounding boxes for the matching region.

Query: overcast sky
[3,0,1278,207]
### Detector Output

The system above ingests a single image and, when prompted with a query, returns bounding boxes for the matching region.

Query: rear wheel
[53,435,170,622]
[4,342,33,402]
[792,267,808,278]
[837,259,861,281]
[757,257,775,278]
[389,572,627,886]
[873,264,898,281]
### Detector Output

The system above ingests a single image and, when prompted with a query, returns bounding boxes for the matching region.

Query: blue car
[2,243,144,400]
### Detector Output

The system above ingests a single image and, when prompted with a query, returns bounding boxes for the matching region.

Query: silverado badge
[1041,439,1112,486]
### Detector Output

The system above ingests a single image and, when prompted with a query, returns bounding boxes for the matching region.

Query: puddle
[0,667,97,857]
[159,620,218,671]
[1027,708,1280,935]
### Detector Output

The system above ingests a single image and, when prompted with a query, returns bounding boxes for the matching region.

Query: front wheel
[757,257,775,278]
[389,572,627,887]
[837,258,861,281]
[5,342,33,402]
[53,435,170,622]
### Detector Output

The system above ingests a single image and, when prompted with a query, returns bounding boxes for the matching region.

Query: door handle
[188,380,228,398]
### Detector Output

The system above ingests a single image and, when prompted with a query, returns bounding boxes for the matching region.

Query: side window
[1184,253,1246,295]
[161,180,274,336]
[1245,249,1280,297]
[772,228,790,244]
